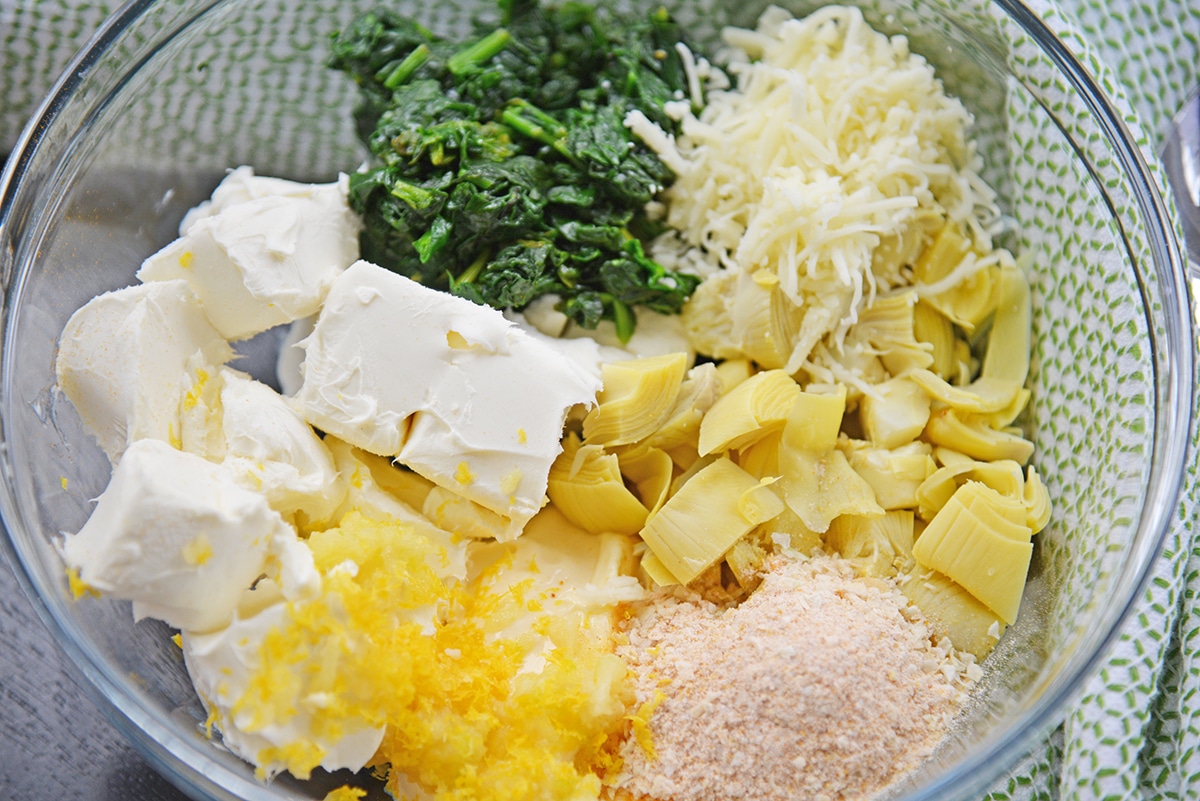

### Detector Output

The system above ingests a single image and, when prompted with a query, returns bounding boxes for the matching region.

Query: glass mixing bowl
[0,1,1192,799]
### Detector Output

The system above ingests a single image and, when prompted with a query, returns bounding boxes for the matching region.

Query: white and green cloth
[1,2,1198,800]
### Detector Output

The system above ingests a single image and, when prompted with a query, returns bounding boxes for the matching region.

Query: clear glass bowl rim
[0,0,1193,799]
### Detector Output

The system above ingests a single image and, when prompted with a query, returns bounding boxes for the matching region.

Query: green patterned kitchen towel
[1018,4,1200,800]
[0,1,120,154]
[1055,7,1200,799]
[1,2,1198,801]
[964,3,1200,799]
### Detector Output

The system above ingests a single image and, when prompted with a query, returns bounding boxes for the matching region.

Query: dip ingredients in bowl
[54,3,1050,800]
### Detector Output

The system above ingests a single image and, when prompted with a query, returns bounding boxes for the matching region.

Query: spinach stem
[390,179,439,209]
[606,295,636,343]
[500,100,578,164]
[458,249,491,284]
[448,29,511,75]
[382,44,431,89]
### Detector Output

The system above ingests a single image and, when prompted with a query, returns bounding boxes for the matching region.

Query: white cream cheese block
[220,369,346,526]
[179,166,349,233]
[55,280,232,463]
[138,170,360,341]
[296,261,600,537]
[62,438,301,633]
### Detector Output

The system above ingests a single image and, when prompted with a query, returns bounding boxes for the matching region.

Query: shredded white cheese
[637,5,1004,387]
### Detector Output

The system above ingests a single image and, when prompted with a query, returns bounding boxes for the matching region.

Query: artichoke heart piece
[916,458,1026,520]
[825,510,916,578]
[859,377,931,449]
[912,481,1033,624]
[845,440,936,510]
[929,261,1001,332]
[736,428,784,480]
[914,225,1003,331]
[913,301,958,381]
[756,506,823,556]
[668,452,720,497]
[769,285,809,372]
[872,211,940,288]
[641,363,723,453]
[725,538,767,592]
[715,359,755,395]
[662,442,703,473]
[957,480,1028,535]
[914,224,972,287]
[933,447,975,469]
[781,385,847,453]
[616,445,675,518]
[640,458,784,585]
[952,338,976,386]
[640,548,681,588]
[924,407,1035,466]
[681,271,740,361]
[1024,466,1052,534]
[779,446,883,533]
[981,264,1032,386]
[909,369,1024,416]
[975,387,1032,429]
[730,270,789,369]
[850,292,934,377]
[583,353,689,447]
[547,433,648,535]
[900,569,1006,661]
[698,369,801,456]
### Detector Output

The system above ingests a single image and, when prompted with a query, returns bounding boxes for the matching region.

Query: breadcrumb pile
[610,555,975,801]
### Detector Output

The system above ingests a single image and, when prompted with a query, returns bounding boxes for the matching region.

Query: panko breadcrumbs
[609,555,976,801]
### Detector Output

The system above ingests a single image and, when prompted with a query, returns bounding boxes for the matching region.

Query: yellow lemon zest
[182,535,213,567]
[231,512,629,800]
[66,567,99,600]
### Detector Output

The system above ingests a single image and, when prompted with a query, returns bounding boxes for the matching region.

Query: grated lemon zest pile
[234,512,628,800]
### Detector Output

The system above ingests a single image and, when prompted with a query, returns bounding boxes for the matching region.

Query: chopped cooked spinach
[329,0,701,340]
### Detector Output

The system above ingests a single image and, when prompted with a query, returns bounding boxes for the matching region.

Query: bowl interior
[0,0,1186,799]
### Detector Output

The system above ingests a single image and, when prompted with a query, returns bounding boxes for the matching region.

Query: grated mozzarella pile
[639,5,1004,383]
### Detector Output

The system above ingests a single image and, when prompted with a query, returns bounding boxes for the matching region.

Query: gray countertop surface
[0,552,190,800]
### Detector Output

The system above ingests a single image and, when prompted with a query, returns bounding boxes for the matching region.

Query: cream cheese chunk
[181,580,385,779]
[217,369,346,526]
[55,280,232,463]
[138,171,360,341]
[62,439,301,633]
[179,166,346,232]
[296,261,600,537]
[178,366,346,526]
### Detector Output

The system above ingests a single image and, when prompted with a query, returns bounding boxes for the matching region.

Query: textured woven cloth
[992,5,1200,801]
[1,2,1198,801]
